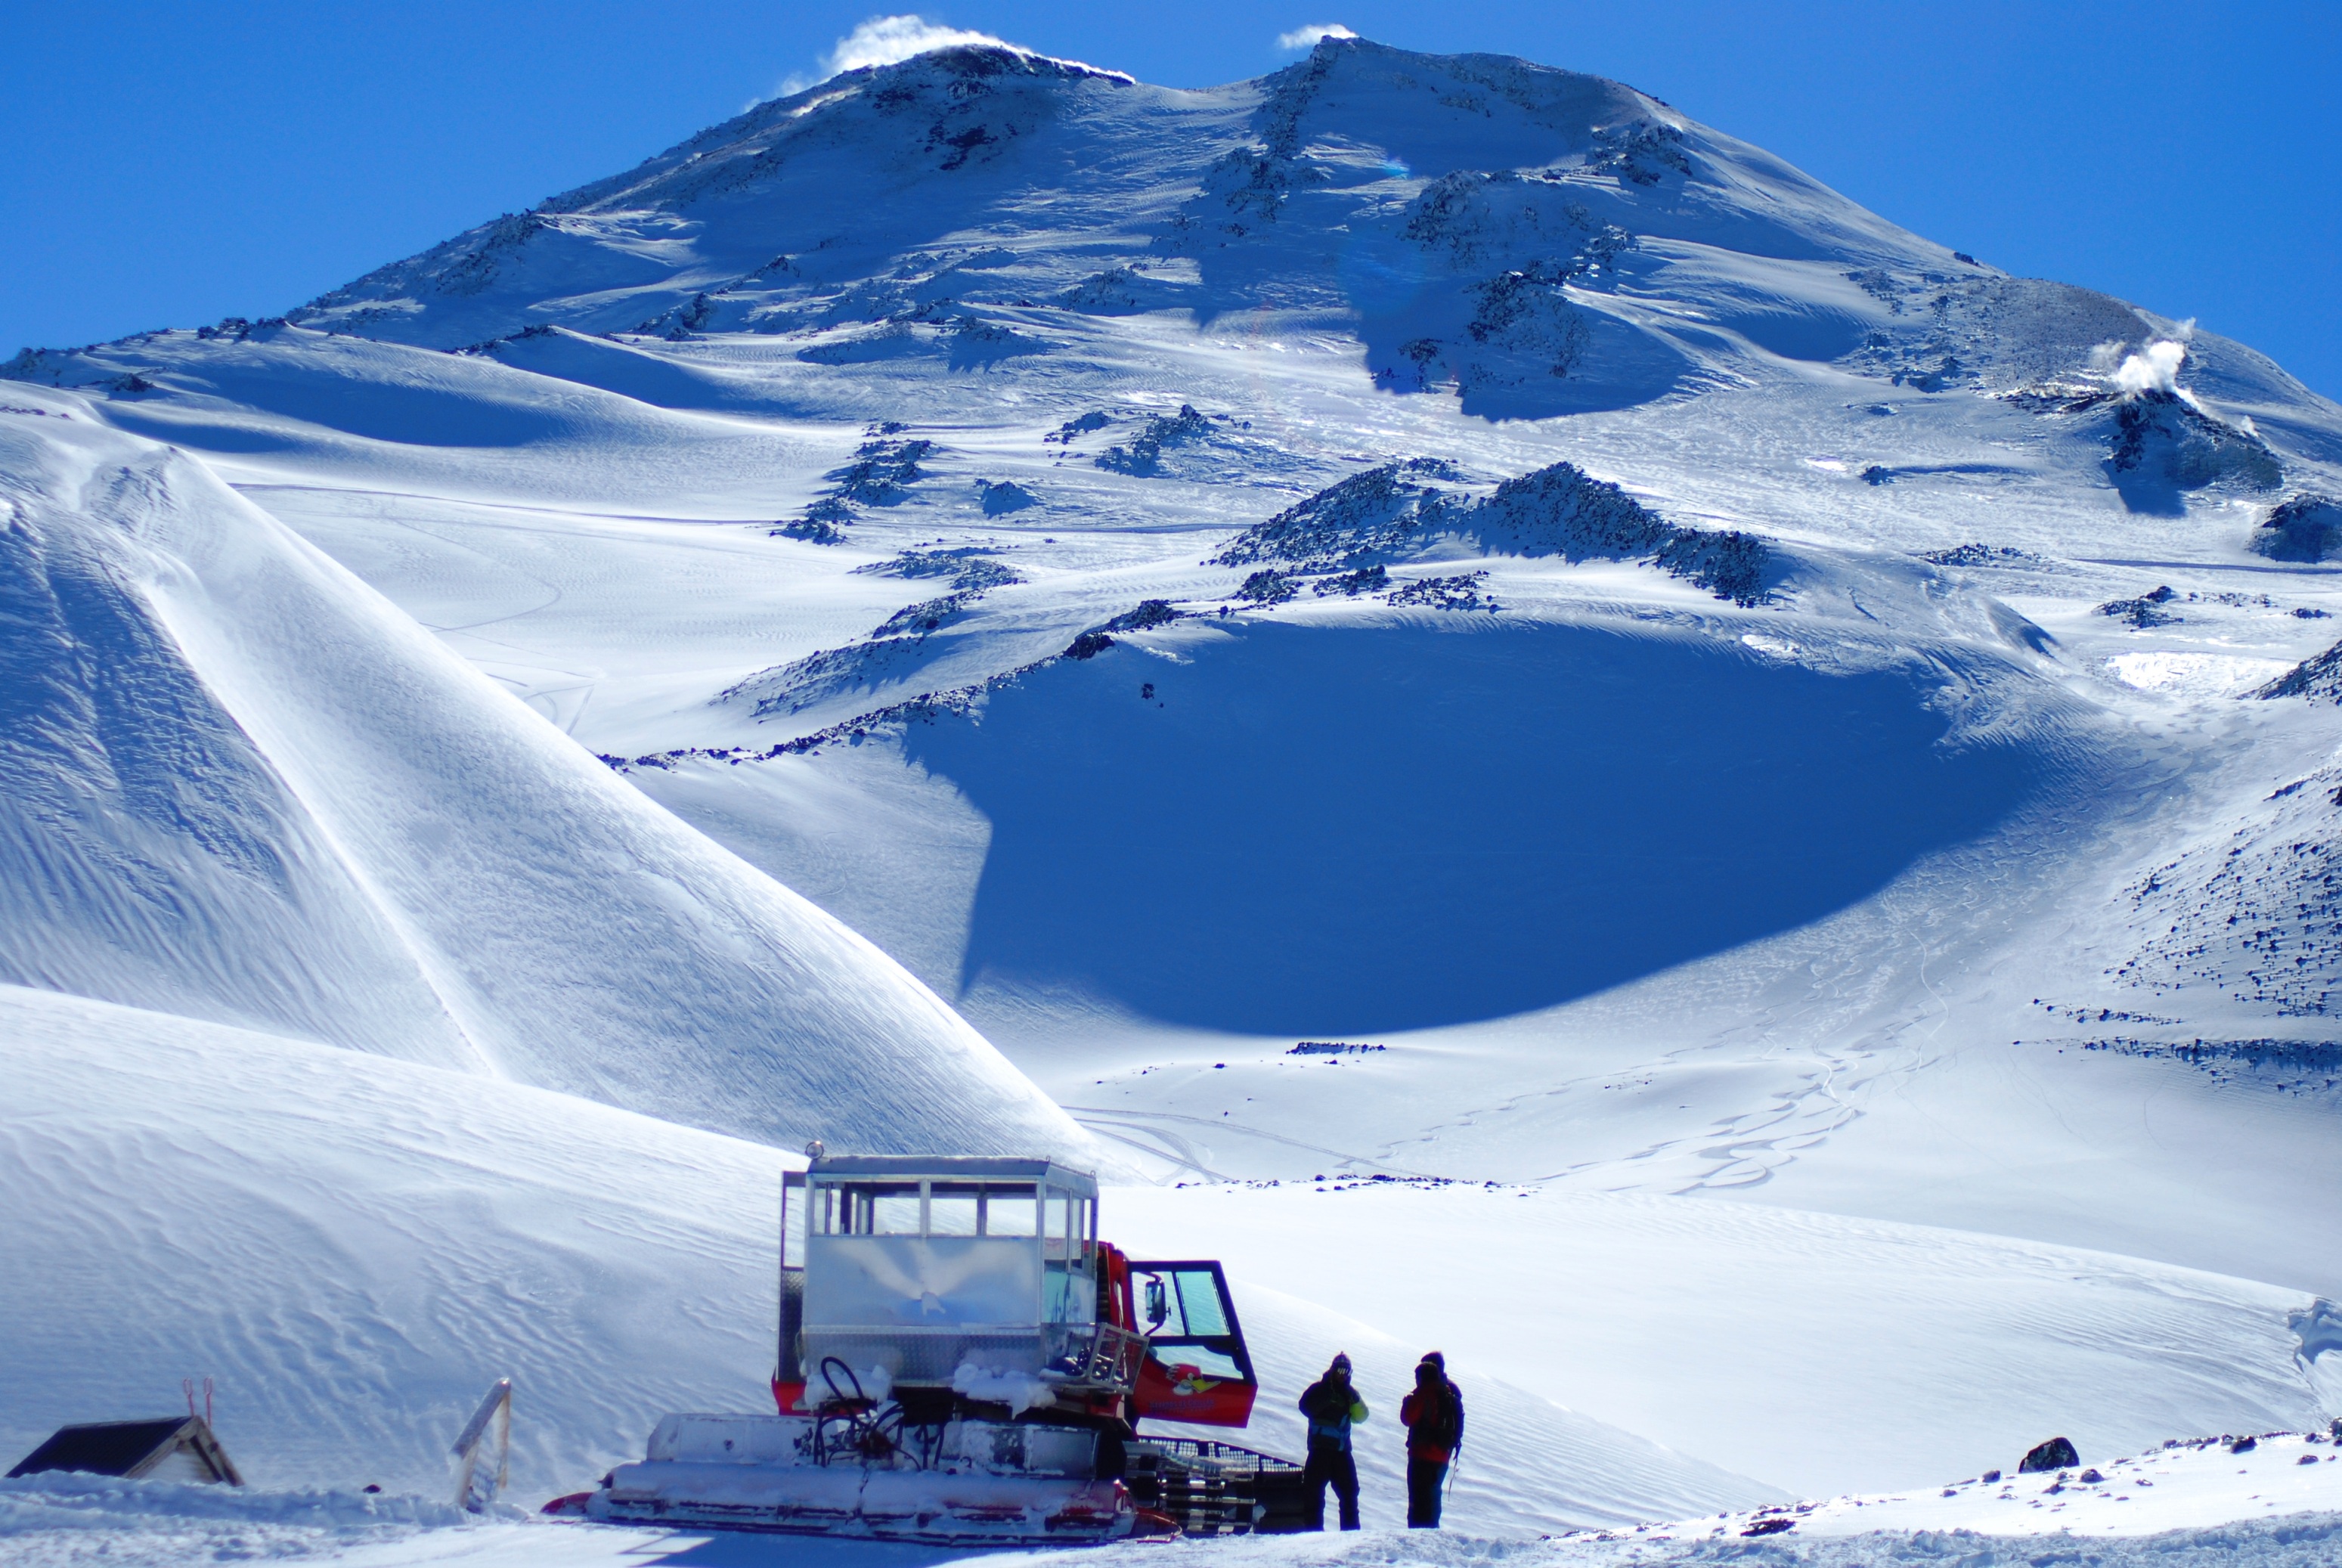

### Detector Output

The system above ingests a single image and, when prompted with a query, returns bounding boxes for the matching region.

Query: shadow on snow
[907,620,2043,1037]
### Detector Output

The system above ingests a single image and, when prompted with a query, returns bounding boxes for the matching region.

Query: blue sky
[6,2,2336,398]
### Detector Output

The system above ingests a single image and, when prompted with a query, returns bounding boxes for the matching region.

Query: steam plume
[764,14,1121,102]
[1277,23,1358,49]
[2114,339,2189,397]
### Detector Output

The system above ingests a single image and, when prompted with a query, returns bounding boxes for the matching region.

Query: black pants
[1406,1456,1448,1527]
[1303,1442,1360,1530]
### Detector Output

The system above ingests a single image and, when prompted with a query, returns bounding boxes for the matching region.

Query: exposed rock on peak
[2250,493,2342,562]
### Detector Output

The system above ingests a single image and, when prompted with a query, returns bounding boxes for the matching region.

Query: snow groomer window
[1041,1187,1098,1324]
[814,1179,1054,1238]
[1135,1263,1247,1381]
[980,1185,1038,1236]
[822,1182,924,1235]
[926,1184,981,1235]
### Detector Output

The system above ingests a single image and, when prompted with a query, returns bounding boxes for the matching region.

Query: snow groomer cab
[586,1154,1309,1542]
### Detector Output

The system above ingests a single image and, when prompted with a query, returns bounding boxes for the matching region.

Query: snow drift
[0,396,1089,1157]
[0,983,1761,1535]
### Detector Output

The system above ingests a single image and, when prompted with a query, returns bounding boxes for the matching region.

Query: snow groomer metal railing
[1046,1320,1145,1390]
[795,1320,1144,1394]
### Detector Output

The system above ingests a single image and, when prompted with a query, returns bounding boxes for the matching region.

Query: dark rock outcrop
[2020,1436,2080,1473]
[2251,494,2342,563]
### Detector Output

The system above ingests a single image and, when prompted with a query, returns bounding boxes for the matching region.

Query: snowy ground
[9,1434,2342,1566]
[8,29,2342,1568]
[5,980,2330,1533]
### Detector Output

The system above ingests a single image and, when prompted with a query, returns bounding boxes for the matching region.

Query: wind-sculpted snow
[277,48,1166,351]
[1114,1182,2329,1500]
[0,985,792,1500]
[12,35,2313,433]
[1142,1284,1780,1530]
[5,33,2331,1173]
[0,986,1761,1533]
[13,34,1953,421]
[13,979,2327,1542]
[0,445,471,1061]
[0,401,1091,1158]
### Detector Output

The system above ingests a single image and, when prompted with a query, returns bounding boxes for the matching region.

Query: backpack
[1409,1381,1459,1452]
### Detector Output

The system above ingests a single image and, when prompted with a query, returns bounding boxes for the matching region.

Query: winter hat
[1419,1350,1445,1370]
[1329,1353,1352,1373]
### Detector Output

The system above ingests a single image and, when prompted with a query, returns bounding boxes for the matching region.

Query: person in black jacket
[1399,1353,1464,1527]
[1296,1353,1368,1529]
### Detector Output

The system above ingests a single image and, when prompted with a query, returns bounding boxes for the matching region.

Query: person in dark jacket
[1399,1353,1464,1527]
[1296,1353,1368,1529]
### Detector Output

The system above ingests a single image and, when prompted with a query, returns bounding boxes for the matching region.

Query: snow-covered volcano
[8,30,2342,1555]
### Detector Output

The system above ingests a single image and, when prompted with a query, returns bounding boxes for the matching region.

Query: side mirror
[1143,1278,1168,1328]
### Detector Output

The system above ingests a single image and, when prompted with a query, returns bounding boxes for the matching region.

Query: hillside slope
[0,983,1768,1531]
[7,29,2342,1534]
[0,390,1089,1157]
[11,36,2342,1244]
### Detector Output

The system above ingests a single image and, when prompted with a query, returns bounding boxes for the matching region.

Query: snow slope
[0,982,1761,1535]
[0,390,1089,1155]
[10,25,2342,1553]
[262,39,1938,359]
[9,968,2325,1527]
[0,984,786,1498]
[1111,1181,2329,1498]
